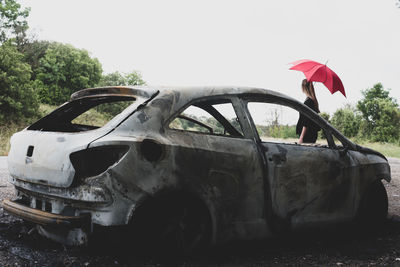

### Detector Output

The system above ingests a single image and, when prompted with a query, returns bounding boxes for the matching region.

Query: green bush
[331,105,362,138]
[36,42,102,105]
[98,71,145,87]
[96,71,146,117]
[357,83,400,142]
[0,42,38,123]
[369,99,400,142]
[270,125,297,139]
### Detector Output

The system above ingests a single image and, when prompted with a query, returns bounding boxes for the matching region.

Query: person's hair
[301,79,319,112]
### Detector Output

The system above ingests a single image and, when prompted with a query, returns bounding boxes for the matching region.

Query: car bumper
[2,199,90,227]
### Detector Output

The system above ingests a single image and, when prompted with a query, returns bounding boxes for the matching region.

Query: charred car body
[3,86,391,249]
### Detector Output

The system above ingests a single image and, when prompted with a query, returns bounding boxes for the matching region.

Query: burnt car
[3,86,391,250]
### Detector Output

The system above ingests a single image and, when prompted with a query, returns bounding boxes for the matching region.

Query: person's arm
[299,126,307,143]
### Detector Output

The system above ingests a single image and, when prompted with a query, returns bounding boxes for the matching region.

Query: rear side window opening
[28,96,135,133]
[169,100,244,138]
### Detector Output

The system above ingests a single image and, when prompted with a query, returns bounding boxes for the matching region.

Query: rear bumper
[2,199,90,227]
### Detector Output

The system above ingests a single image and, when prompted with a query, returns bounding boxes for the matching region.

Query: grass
[0,122,28,156]
[356,141,400,159]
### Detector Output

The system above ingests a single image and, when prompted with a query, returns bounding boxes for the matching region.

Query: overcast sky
[20,0,400,115]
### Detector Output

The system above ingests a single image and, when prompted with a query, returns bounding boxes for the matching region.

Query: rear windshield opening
[28,96,135,132]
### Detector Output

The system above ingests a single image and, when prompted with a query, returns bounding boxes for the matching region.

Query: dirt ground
[1,157,400,267]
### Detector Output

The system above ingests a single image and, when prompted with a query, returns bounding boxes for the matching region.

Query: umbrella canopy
[290,59,346,97]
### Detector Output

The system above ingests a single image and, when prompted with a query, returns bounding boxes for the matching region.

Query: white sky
[20,0,400,116]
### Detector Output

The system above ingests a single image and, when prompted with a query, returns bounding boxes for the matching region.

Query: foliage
[93,101,131,119]
[0,121,26,155]
[357,83,396,124]
[0,0,29,45]
[319,112,330,122]
[171,116,223,134]
[72,105,111,127]
[35,42,102,105]
[269,125,297,139]
[96,71,145,117]
[98,71,146,87]
[20,40,51,79]
[368,99,400,142]
[0,41,38,123]
[98,72,126,87]
[318,112,330,139]
[331,104,362,138]
[357,83,400,142]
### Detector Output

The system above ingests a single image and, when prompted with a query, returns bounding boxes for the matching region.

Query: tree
[98,71,145,87]
[0,41,38,122]
[357,83,396,124]
[36,43,102,104]
[318,112,331,140]
[20,40,51,79]
[98,71,126,87]
[331,104,362,138]
[319,112,330,123]
[0,0,30,45]
[357,83,400,142]
[96,71,146,117]
[125,71,145,86]
[368,99,400,142]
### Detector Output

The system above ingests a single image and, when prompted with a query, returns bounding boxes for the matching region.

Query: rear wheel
[357,180,388,230]
[130,194,212,255]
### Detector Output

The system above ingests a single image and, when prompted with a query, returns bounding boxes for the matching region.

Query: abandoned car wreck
[3,86,391,250]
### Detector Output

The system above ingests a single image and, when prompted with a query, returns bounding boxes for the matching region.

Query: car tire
[356,180,388,230]
[130,194,212,255]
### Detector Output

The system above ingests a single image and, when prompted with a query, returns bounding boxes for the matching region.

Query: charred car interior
[2,86,391,252]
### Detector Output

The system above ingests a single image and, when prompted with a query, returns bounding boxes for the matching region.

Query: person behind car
[296,79,321,143]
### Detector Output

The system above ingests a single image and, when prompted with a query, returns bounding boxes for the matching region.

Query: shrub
[36,42,102,105]
[357,83,400,142]
[0,42,38,123]
[331,105,362,138]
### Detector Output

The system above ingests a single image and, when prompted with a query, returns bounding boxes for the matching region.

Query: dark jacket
[296,97,321,143]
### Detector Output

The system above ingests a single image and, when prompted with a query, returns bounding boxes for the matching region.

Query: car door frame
[164,95,270,241]
[237,93,357,232]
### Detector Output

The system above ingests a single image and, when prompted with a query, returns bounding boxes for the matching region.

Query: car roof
[71,85,297,102]
[70,85,301,106]
[147,85,299,102]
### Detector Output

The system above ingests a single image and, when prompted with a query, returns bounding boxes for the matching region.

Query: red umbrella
[289,59,346,97]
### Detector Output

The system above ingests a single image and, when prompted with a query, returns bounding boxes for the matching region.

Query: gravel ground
[1,156,400,266]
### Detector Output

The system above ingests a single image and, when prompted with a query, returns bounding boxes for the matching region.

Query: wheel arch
[355,178,388,228]
[128,189,218,246]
